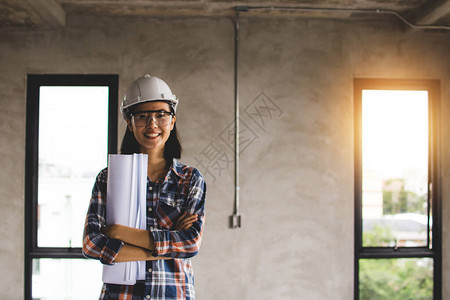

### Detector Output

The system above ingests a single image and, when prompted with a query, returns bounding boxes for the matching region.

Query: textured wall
[0,15,448,299]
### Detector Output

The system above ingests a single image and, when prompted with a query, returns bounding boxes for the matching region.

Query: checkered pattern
[83,159,206,300]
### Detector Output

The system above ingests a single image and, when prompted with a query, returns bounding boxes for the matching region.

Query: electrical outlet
[229,214,241,228]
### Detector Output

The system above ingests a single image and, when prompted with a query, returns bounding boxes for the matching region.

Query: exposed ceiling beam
[25,0,66,27]
[413,0,450,25]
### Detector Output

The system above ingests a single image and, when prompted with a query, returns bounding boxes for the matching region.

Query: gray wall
[0,14,449,299]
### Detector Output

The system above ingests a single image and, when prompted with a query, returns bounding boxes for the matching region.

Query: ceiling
[0,0,449,29]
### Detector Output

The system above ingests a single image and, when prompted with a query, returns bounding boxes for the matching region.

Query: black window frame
[24,74,119,299]
[354,78,442,300]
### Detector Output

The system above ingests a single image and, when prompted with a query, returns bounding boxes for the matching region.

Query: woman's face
[127,101,176,154]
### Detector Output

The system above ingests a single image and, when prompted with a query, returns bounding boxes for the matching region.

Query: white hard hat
[121,74,178,119]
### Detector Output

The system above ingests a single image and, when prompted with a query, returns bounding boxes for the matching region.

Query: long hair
[120,116,182,162]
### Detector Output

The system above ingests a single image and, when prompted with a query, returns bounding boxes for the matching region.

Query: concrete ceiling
[0,0,449,29]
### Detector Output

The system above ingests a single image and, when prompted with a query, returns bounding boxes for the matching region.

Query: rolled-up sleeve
[151,169,206,258]
[82,169,124,265]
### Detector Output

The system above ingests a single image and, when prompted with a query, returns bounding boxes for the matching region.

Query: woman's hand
[174,211,198,231]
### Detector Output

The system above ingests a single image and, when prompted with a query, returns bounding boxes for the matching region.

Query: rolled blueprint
[102,153,148,285]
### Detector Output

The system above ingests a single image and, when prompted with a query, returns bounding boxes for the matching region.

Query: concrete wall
[0,14,449,299]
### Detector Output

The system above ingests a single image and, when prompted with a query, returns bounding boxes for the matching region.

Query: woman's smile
[144,132,161,139]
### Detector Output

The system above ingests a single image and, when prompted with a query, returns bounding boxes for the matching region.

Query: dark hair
[120,123,182,162]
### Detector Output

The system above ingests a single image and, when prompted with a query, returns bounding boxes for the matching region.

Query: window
[25,74,118,299]
[354,79,441,299]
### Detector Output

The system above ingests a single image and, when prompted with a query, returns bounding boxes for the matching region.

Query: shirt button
[148,207,152,212]
[150,226,154,230]
[149,186,153,191]
[148,268,152,272]
[146,295,150,299]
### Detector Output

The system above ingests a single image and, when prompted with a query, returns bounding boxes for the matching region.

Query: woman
[83,74,206,300]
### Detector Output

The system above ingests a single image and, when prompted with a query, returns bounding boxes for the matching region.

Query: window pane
[359,258,433,300]
[362,90,429,247]
[32,258,103,299]
[38,86,109,247]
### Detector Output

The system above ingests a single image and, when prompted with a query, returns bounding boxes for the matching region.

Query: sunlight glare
[362,90,428,178]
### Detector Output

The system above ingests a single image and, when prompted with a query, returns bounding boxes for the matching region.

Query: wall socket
[229,214,241,228]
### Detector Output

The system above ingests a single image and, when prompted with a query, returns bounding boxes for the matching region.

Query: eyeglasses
[131,110,174,127]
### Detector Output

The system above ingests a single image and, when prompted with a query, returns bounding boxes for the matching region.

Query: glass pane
[359,258,433,300]
[38,86,109,247]
[32,258,103,299]
[362,90,429,247]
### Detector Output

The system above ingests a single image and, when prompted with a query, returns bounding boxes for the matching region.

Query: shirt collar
[169,158,186,179]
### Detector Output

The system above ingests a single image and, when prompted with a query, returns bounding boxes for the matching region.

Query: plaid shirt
[83,159,206,300]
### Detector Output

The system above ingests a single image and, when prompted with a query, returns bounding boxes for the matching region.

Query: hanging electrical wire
[235,6,450,31]
[230,11,242,229]
[228,4,447,229]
